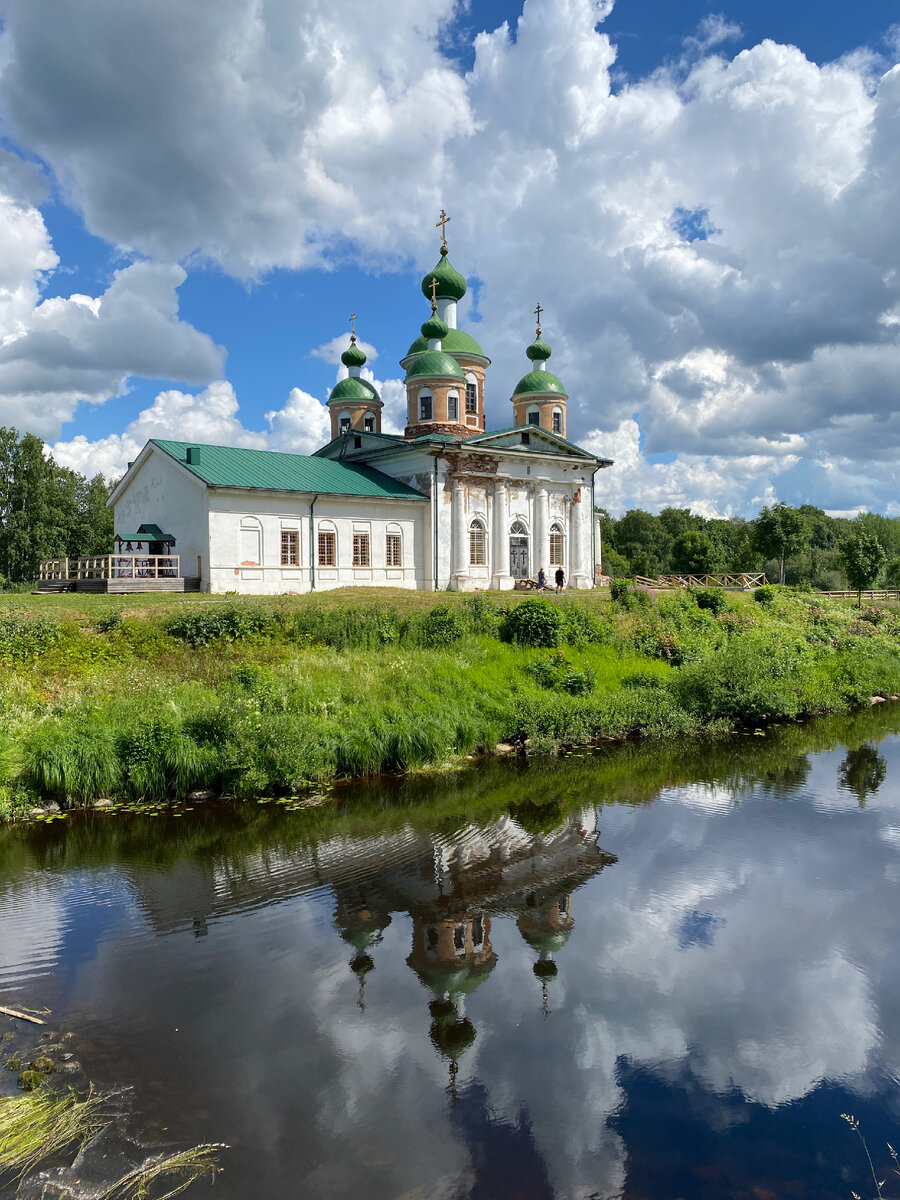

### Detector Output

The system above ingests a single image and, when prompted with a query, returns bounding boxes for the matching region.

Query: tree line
[0,427,114,586]
[599,501,900,593]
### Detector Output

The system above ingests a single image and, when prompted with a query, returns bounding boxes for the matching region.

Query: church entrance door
[509,522,529,580]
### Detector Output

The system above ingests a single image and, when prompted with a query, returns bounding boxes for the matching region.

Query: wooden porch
[37,555,200,594]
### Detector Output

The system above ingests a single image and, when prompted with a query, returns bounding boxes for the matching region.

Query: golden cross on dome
[349,312,357,341]
[435,209,451,252]
[430,276,439,311]
[534,302,543,335]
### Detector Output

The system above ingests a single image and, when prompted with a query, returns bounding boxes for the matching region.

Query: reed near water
[2,585,900,818]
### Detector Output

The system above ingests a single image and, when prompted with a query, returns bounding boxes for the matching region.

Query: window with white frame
[353,532,371,567]
[280,530,299,566]
[549,523,564,565]
[364,413,375,432]
[318,529,336,566]
[465,374,478,414]
[469,519,486,565]
[385,532,402,567]
[419,391,433,421]
[447,392,459,421]
[552,408,562,433]
[339,412,351,433]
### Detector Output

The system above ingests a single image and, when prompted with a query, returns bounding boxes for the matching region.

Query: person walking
[555,566,565,592]
[537,567,547,592]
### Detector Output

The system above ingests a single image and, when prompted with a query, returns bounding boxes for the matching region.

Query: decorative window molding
[353,532,371,567]
[364,412,375,432]
[469,518,486,565]
[419,391,433,421]
[552,407,562,434]
[527,408,540,426]
[280,529,300,566]
[549,523,564,565]
[239,516,263,566]
[447,391,459,422]
[465,374,478,414]
[339,411,352,433]
[385,532,402,567]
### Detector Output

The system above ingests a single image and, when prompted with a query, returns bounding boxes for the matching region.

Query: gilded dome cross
[435,209,451,252]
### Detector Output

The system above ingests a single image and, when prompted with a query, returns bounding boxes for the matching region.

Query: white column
[594,508,603,581]
[535,485,550,577]
[571,486,591,589]
[451,478,467,588]
[491,480,512,590]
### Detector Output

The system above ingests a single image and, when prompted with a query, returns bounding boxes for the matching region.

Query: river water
[3,706,900,1199]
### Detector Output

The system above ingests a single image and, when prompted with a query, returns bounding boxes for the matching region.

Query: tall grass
[2,587,900,808]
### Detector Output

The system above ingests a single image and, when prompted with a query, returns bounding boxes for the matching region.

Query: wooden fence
[38,555,180,581]
[818,589,900,602]
[633,573,769,590]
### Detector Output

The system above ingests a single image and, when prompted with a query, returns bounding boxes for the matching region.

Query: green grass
[1,586,900,813]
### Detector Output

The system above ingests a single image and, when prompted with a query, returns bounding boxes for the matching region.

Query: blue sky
[0,0,898,515]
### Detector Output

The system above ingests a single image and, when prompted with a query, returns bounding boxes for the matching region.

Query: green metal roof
[404,350,466,381]
[151,440,426,499]
[340,339,367,368]
[512,369,568,397]
[328,376,381,403]
[116,524,175,542]
[526,336,552,362]
[405,327,486,360]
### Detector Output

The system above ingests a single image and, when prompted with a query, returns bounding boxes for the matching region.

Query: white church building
[107,221,613,595]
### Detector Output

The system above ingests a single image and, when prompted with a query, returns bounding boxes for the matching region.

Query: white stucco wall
[206,489,429,594]
[111,449,210,583]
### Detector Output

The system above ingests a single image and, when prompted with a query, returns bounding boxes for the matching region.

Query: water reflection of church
[332,810,616,1094]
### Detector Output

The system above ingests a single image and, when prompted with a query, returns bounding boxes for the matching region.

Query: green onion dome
[526,336,552,362]
[340,338,367,368]
[328,376,379,403]
[512,369,568,397]
[405,327,487,360]
[404,350,466,382]
[420,313,449,342]
[421,254,467,302]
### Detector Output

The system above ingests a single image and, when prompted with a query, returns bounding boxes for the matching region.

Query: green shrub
[500,599,563,647]
[527,651,595,695]
[691,587,728,615]
[166,601,277,646]
[460,593,501,637]
[287,607,401,649]
[416,606,464,648]
[621,670,668,690]
[559,605,608,645]
[753,585,779,607]
[609,579,631,602]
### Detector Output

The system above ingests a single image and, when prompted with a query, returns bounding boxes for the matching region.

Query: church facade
[108,218,612,594]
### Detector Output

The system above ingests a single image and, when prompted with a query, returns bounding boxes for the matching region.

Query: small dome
[341,338,367,368]
[405,328,486,360]
[405,351,466,382]
[328,376,379,404]
[526,337,552,362]
[420,314,449,342]
[512,369,568,398]
[421,255,467,302]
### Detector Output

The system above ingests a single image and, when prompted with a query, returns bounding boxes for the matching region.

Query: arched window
[364,411,375,432]
[469,518,486,565]
[419,391,433,422]
[239,516,262,566]
[510,520,527,536]
[526,406,540,426]
[338,411,352,434]
[447,391,459,422]
[549,523,564,566]
[552,407,563,434]
[465,373,478,414]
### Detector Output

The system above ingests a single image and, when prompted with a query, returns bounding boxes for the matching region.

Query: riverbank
[2,585,900,818]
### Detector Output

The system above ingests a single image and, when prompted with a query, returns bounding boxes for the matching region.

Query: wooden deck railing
[633,573,769,590]
[38,555,180,581]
